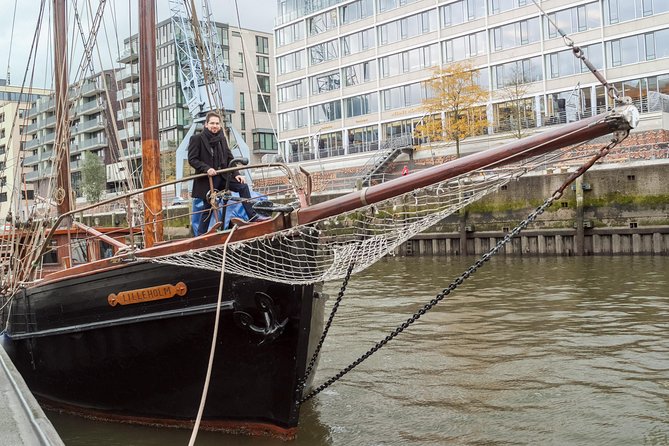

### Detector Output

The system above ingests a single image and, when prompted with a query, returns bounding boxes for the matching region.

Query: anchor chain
[299,132,628,404]
[296,260,356,398]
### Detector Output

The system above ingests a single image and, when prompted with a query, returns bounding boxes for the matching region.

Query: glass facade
[275,0,669,162]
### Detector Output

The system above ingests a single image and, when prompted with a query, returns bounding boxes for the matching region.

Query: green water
[48,256,669,445]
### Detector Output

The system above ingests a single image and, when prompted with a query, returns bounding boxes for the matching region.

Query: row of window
[282,72,669,159]
[278,5,617,74]
[278,27,669,105]
[277,0,669,47]
[279,70,669,131]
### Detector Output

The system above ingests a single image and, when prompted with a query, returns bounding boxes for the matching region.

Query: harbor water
[47,256,669,445]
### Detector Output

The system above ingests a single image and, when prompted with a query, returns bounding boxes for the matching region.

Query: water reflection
[49,256,669,445]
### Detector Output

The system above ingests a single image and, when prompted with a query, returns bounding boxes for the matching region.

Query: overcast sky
[0,0,276,89]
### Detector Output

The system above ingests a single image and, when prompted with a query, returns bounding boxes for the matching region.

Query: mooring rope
[188,224,237,446]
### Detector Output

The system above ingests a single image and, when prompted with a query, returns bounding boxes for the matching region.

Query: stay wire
[529,0,619,101]
[299,130,629,404]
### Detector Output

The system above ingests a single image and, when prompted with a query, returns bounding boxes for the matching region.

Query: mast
[53,0,72,219]
[139,0,163,247]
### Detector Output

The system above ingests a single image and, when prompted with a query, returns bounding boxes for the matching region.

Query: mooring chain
[299,133,627,405]
[296,260,356,398]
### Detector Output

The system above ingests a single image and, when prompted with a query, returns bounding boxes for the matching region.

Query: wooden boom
[294,105,637,226]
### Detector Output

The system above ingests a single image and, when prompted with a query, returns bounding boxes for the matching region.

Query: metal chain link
[296,260,356,397]
[299,132,628,405]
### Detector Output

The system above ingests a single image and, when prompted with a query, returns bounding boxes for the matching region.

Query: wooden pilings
[399,227,669,256]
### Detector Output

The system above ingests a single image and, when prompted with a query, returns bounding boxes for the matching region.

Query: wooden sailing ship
[0,0,639,441]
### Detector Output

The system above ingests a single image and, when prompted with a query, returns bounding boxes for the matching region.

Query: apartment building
[274,0,669,163]
[23,70,120,205]
[0,81,51,221]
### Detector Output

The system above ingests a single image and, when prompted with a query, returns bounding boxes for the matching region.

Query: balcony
[117,103,140,121]
[80,81,104,97]
[77,117,106,133]
[80,136,108,151]
[121,145,142,159]
[22,154,39,166]
[116,65,139,82]
[25,138,42,150]
[44,132,55,145]
[117,86,140,102]
[119,126,141,141]
[77,99,106,115]
[24,170,39,181]
[45,115,57,128]
[118,45,138,63]
[25,122,39,134]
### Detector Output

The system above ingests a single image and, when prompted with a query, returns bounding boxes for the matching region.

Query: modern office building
[274,0,669,163]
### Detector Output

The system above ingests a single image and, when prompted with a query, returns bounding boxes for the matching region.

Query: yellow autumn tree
[415,61,488,158]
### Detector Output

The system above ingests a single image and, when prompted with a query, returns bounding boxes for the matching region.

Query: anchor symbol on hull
[233,292,288,344]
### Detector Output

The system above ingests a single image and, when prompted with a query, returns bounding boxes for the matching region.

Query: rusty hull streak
[39,399,297,440]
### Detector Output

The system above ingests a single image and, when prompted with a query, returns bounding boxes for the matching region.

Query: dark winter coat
[187,130,239,199]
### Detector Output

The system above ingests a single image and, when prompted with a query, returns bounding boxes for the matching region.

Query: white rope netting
[146,155,552,285]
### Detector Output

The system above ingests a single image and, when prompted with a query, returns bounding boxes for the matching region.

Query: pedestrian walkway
[0,344,64,446]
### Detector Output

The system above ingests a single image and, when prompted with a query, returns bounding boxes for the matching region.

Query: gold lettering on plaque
[108,282,187,307]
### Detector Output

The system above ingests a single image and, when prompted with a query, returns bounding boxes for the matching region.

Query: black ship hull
[0,261,325,439]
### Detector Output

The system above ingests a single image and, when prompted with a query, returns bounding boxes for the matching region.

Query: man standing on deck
[188,111,261,235]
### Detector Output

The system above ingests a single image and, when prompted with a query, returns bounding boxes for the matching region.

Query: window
[253,132,277,151]
[440,0,486,27]
[240,113,246,131]
[545,2,600,38]
[547,43,603,78]
[310,70,341,95]
[256,36,269,54]
[256,56,270,73]
[341,0,373,24]
[309,9,337,35]
[309,39,339,65]
[277,50,304,74]
[442,31,486,62]
[381,43,440,77]
[278,79,305,103]
[605,29,669,68]
[605,0,669,24]
[343,60,377,86]
[378,11,437,46]
[279,108,308,131]
[258,94,271,112]
[381,82,428,110]
[488,0,527,15]
[310,100,342,124]
[377,0,419,13]
[491,18,540,52]
[238,52,244,70]
[341,28,375,56]
[345,93,379,117]
[492,56,543,88]
[257,75,270,93]
[240,92,245,111]
[276,22,303,47]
